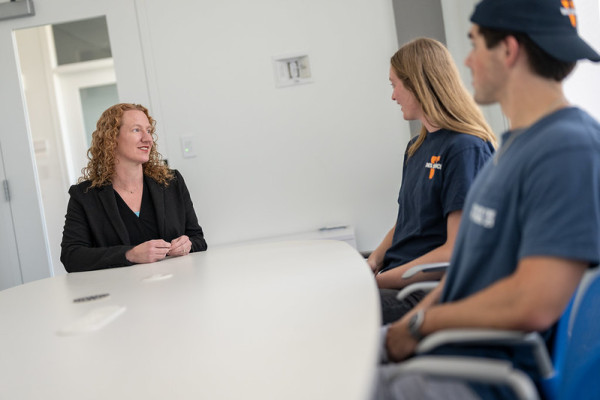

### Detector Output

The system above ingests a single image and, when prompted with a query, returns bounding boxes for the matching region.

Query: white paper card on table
[142,273,173,282]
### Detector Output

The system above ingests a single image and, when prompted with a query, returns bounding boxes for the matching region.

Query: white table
[0,240,380,399]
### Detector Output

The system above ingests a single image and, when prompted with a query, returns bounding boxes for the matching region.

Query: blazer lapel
[98,185,130,244]
[146,176,166,237]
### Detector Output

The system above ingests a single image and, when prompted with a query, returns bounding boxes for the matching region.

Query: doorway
[14,16,119,276]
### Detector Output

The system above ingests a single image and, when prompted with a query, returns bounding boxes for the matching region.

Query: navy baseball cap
[471,0,600,62]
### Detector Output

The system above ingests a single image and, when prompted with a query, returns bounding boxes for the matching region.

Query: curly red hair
[79,103,173,187]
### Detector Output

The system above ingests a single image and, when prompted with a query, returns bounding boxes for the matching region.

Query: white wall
[564,0,600,120]
[136,0,407,250]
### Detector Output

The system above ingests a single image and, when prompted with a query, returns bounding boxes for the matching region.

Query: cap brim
[530,33,600,62]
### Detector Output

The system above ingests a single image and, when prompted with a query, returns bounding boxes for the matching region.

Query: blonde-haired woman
[61,103,207,272]
[368,38,496,323]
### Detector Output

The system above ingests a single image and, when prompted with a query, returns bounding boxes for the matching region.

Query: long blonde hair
[79,103,173,187]
[391,38,497,157]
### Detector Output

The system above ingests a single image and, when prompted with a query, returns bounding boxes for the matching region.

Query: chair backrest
[539,267,600,400]
[559,267,600,400]
[538,291,574,400]
[538,267,600,400]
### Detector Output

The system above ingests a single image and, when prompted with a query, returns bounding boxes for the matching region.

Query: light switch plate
[180,135,196,158]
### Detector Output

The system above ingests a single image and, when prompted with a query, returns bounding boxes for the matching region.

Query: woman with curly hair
[60,103,207,272]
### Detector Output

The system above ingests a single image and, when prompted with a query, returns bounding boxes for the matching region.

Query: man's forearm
[420,257,587,335]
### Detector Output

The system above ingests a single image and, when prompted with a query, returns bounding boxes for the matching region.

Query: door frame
[0,141,23,290]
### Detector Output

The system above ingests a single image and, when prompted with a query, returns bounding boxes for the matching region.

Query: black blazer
[60,169,207,272]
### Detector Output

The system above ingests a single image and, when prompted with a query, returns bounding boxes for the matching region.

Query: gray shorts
[371,367,480,400]
[374,325,480,400]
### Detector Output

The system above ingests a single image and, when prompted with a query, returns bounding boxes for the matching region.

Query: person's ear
[503,35,521,67]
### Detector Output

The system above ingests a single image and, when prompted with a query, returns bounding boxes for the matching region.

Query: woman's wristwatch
[408,309,425,341]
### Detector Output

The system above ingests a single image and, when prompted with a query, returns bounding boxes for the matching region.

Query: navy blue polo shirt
[381,129,494,272]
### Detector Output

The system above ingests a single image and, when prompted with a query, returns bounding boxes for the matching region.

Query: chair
[377,262,449,325]
[386,267,600,400]
[361,252,449,299]
[395,262,449,301]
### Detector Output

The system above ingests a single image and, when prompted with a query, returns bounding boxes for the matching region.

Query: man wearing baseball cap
[373,1,600,399]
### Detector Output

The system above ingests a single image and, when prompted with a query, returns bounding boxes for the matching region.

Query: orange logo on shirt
[425,155,441,179]
[561,0,577,27]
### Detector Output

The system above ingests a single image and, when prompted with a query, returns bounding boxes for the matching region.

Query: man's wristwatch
[408,309,425,341]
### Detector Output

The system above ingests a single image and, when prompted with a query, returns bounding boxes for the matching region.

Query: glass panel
[52,16,112,65]
[80,83,119,147]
